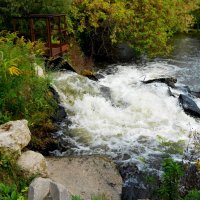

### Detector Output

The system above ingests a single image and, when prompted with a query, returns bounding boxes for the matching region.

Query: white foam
[53,64,200,162]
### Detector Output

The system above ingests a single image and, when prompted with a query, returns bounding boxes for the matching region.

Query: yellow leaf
[8,66,22,76]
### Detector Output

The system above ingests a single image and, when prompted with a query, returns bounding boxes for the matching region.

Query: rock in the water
[85,75,99,81]
[52,105,67,122]
[49,86,67,122]
[179,94,200,117]
[95,73,105,80]
[100,86,112,101]
[17,150,48,177]
[46,156,122,200]
[142,77,177,87]
[28,177,71,200]
[191,91,200,98]
[0,120,31,156]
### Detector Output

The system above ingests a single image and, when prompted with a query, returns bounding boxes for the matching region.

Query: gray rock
[28,177,70,200]
[179,94,200,118]
[0,120,31,156]
[142,77,177,87]
[50,182,70,200]
[28,177,52,200]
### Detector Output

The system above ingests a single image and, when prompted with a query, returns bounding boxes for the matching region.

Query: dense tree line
[0,0,199,58]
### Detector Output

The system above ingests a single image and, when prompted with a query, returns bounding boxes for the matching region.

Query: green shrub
[69,0,199,58]
[0,31,57,128]
[183,189,200,200]
[159,158,183,200]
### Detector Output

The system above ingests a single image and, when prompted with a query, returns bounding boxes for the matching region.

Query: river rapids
[52,35,200,170]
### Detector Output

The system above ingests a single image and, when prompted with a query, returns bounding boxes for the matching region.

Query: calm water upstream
[52,33,200,199]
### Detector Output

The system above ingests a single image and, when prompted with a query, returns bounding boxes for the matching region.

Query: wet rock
[168,87,176,97]
[100,86,112,101]
[85,75,99,81]
[52,105,67,122]
[142,77,177,87]
[0,120,31,156]
[49,86,67,122]
[119,163,159,200]
[176,86,191,94]
[191,91,200,98]
[95,73,105,80]
[179,94,200,117]
[46,155,122,200]
[17,150,48,177]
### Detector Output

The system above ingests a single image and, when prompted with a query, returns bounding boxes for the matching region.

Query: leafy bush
[159,158,183,200]
[183,189,200,200]
[0,183,27,200]
[0,31,56,128]
[68,0,199,58]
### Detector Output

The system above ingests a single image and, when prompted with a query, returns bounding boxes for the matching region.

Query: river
[51,33,200,199]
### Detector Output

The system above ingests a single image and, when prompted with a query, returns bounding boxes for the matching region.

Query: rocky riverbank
[0,119,122,200]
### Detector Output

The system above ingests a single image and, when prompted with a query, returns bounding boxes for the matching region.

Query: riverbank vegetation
[0,153,31,200]
[0,32,58,152]
[1,1,200,199]
[1,0,200,59]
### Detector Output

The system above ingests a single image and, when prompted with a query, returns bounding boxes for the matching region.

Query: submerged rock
[179,94,200,117]
[142,77,177,87]
[46,155,122,200]
[0,120,31,156]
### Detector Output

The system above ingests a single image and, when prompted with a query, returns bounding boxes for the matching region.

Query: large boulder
[17,150,48,177]
[0,120,31,156]
[179,94,200,117]
[28,177,71,200]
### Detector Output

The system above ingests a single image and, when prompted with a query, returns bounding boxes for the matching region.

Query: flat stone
[0,120,31,156]
[46,155,122,200]
[17,150,48,177]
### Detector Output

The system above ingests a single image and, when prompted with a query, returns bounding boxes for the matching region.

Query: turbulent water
[52,34,200,171]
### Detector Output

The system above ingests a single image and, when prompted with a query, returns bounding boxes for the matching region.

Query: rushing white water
[52,62,200,167]
[51,35,200,170]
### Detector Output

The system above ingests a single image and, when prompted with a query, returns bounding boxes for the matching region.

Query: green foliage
[0,0,72,30]
[192,8,200,29]
[0,153,30,200]
[72,196,84,200]
[183,189,200,200]
[159,158,183,200]
[157,136,185,155]
[0,31,57,128]
[68,0,200,58]
[72,194,108,200]
[0,183,26,200]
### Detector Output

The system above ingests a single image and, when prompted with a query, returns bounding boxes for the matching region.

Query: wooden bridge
[13,14,69,59]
